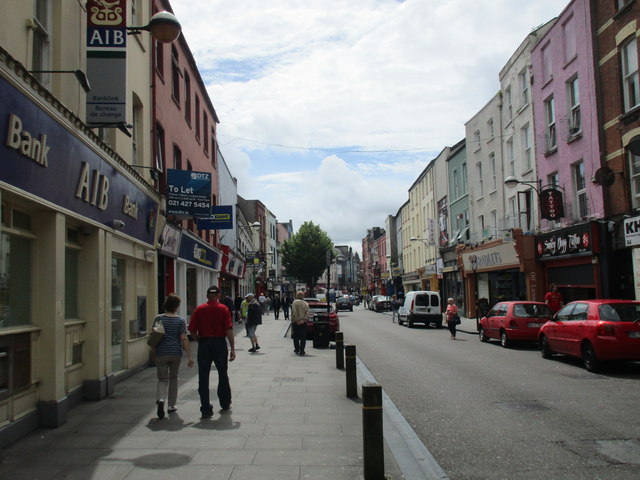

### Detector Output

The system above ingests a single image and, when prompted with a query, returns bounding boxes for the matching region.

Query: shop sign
[624,215,640,247]
[86,0,127,125]
[197,205,234,230]
[536,224,592,259]
[178,231,222,270]
[166,169,211,217]
[461,242,519,271]
[0,79,158,245]
[424,263,437,275]
[158,223,181,257]
[539,188,564,221]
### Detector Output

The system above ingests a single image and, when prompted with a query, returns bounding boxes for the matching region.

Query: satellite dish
[592,166,615,187]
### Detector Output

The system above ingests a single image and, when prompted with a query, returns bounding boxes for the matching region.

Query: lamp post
[410,236,431,290]
[470,254,479,331]
[504,176,543,232]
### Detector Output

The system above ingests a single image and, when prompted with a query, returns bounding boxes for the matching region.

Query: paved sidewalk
[0,318,403,480]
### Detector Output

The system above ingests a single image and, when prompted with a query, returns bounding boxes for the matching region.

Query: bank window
[65,229,81,319]
[0,206,33,328]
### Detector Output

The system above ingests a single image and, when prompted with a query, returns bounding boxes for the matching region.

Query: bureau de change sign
[166,169,211,217]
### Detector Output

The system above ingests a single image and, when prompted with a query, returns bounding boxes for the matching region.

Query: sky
[169,0,564,257]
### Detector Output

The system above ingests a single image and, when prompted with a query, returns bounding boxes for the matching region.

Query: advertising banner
[166,169,211,217]
[86,0,127,125]
[196,205,233,230]
[539,187,564,221]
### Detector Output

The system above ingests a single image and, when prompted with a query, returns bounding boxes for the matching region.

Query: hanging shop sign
[166,169,211,217]
[624,215,640,247]
[539,187,565,221]
[196,205,233,230]
[158,223,181,257]
[86,0,127,125]
[536,223,594,259]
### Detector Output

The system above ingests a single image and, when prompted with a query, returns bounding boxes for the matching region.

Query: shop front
[535,222,602,303]
[0,66,159,444]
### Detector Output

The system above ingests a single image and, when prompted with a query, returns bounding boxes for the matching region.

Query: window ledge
[567,131,583,143]
[544,146,558,157]
[615,0,635,18]
[619,105,640,125]
[0,325,41,336]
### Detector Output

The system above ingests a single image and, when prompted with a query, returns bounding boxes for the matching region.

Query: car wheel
[350,307,353,312]
[581,341,601,372]
[540,335,553,359]
[500,330,511,348]
[479,327,489,342]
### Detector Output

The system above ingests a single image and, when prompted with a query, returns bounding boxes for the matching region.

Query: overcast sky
[170,0,564,256]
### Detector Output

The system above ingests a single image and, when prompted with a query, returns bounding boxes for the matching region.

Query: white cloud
[170,0,562,254]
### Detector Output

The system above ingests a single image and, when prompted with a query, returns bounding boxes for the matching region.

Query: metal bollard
[335,332,344,370]
[345,344,357,398]
[362,383,384,480]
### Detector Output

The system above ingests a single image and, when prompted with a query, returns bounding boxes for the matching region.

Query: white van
[398,291,442,328]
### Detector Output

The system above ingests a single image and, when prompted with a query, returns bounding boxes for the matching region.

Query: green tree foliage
[281,221,334,291]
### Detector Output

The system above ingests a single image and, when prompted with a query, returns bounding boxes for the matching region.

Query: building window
[567,76,581,136]
[203,114,209,154]
[487,118,494,140]
[195,95,201,141]
[621,37,639,112]
[171,46,180,103]
[173,145,182,170]
[65,230,80,319]
[0,207,33,328]
[462,163,468,195]
[0,333,31,400]
[132,93,143,165]
[490,210,497,237]
[476,162,483,197]
[629,151,640,209]
[542,43,552,83]
[509,196,517,228]
[544,96,557,152]
[155,124,165,172]
[505,86,512,121]
[521,124,532,170]
[563,14,576,63]
[184,73,191,124]
[154,39,164,77]
[573,161,588,218]
[31,0,51,84]
[617,0,632,10]
[547,171,559,187]
[453,168,460,199]
[519,69,529,108]
[473,129,481,150]
[506,138,514,177]
[212,129,217,167]
[489,152,496,191]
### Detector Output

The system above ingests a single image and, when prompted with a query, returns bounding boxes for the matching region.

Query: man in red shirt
[188,285,236,418]
[544,283,564,314]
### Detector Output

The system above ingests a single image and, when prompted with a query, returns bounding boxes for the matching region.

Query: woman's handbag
[452,315,461,325]
[147,316,165,348]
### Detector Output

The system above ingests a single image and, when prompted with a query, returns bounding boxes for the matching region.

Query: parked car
[478,301,552,347]
[336,297,353,311]
[348,294,360,306]
[370,295,391,312]
[304,298,340,340]
[398,291,442,328]
[538,299,640,372]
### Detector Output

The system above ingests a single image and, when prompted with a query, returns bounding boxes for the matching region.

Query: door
[110,257,125,372]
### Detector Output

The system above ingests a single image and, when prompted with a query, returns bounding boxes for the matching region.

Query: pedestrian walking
[390,294,401,323]
[272,293,281,319]
[544,283,564,314]
[258,293,268,315]
[188,286,236,418]
[245,294,262,352]
[154,294,194,418]
[291,291,310,356]
[234,294,243,323]
[282,293,292,320]
[445,297,460,340]
[241,294,250,336]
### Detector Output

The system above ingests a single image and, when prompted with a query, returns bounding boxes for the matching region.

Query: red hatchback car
[304,298,340,340]
[539,300,640,372]
[479,301,553,348]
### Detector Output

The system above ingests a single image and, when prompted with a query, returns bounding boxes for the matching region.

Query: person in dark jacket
[272,294,282,319]
[246,294,262,352]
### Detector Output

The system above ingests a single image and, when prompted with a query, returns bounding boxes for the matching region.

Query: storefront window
[111,257,125,372]
[65,247,79,319]
[0,232,32,328]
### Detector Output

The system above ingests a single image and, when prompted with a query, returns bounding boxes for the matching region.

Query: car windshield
[598,303,640,322]
[513,303,553,318]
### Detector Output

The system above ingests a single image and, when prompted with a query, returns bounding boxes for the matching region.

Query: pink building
[531,0,604,229]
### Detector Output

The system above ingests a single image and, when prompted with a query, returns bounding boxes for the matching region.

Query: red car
[479,301,553,348]
[539,300,640,372]
[304,298,340,340]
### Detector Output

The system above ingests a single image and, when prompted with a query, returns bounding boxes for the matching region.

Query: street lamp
[470,254,479,331]
[126,11,182,43]
[504,176,543,232]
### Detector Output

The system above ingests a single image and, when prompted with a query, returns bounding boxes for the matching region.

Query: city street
[342,304,640,480]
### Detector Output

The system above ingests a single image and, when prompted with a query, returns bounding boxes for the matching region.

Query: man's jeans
[196,337,231,411]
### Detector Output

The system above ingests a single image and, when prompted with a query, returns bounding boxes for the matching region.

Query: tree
[281,221,334,293]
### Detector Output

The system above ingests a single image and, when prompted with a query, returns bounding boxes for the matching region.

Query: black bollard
[335,332,344,370]
[362,383,384,479]
[345,344,357,398]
